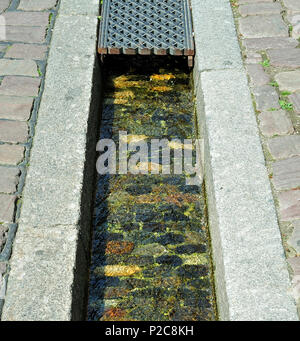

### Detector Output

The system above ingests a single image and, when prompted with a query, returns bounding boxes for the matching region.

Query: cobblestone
[0,194,16,223]
[278,190,300,221]
[0,166,19,194]
[288,220,300,254]
[0,76,41,97]
[18,0,58,11]
[258,110,294,137]
[0,0,10,14]
[244,51,262,64]
[272,156,300,190]
[0,120,28,143]
[289,93,300,114]
[268,135,300,159]
[239,15,288,38]
[238,0,274,3]
[4,26,46,43]
[0,96,33,121]
[2,12,49,26]
[275,71,300,92]
[239,3,282,17]
[267,49,300,68]
[287,14,300,27]
[4,44,47,60]
[242,37,298,51]
[288,257,300,303]
[283,0,300,14]
[0,144,24,165]
[291,23,300,39]
[252,85,280,111]
[0,60,38,77]
[246,64,270,87]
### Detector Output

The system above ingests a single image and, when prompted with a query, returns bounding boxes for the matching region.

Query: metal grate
[98,0,194,56]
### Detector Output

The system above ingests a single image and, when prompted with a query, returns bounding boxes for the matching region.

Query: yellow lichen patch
[150,74,175,81]
[150,86,172,92]
[104,265,141,277]
[168,140,193,150]
[113,75,143,88]
[103,98,129,105]
[120,134,148,144]
[182,254,208,265]
[114,90,135,99]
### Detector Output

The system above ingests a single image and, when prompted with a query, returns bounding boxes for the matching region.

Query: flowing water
[87,56,216,321]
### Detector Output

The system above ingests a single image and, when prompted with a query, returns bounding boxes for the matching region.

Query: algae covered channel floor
[87,56,217,321]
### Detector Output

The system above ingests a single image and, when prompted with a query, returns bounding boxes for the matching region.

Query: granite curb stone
[192,0,298,321]
[1,0,101,321]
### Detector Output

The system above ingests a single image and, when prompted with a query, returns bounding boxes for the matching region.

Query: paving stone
[242,37,299,51]
[0,120,28,143]
[18,0,57,11]
[238,0,274,3]
[287,14,300,25]
[275,70,300,92]
[0,194,16,222]
[283,0,300,14]
[258,110,294,137]
[1,12,49,26]
[268,135,300,159]
[245,51,262,64]
[4,44,47,60]
[267,48,300,68]
[278,190,300,221]
[0,166,19,194]
[288,220,300,254]
[0,96,33,121]
[288,256,300,275]
[0,263,6,276]
[292,23,300,39]
[0,0,10,14]
[239,15,288,38]
[289,93,300,114]
[239,3,282,17]
[0,144,24,165]
[273,156,300,190]
[252,85,280,111]
[0,76,41,97]
[4,26,46,43]
[246,64,270,86]
[0,60,38,77]
[288,257,300,303]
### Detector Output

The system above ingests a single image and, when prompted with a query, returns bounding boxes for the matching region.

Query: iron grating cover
[98,0,194,56]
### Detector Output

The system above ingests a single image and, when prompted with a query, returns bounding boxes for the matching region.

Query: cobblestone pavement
[232,0,300,312]
[0,0,59,316]
[87,57,217,321]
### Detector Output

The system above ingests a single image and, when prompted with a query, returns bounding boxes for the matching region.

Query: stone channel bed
[87,56,216,321]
